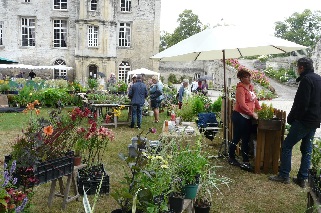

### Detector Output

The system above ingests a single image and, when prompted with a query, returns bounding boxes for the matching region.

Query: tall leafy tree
[274,9,321,54]
[160,10,205,51]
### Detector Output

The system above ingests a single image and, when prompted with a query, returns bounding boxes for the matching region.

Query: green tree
[274,9,321,54]
[160,10,205,51]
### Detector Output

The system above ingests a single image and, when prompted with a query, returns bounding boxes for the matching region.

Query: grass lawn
[0,107,308,213]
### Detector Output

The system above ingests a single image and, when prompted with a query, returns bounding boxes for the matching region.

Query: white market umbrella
[151,25,307,155]
[126,68,160,83]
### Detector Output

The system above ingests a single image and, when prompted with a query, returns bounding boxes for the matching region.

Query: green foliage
[13,86,37,107]
[160,10,205,51]
[257,103,274,120]
[173,144,208,185]
[88,78,99,90]
[195,165,231,207]
[312,138,321,173]
[264,67,296,83]
[0,83,10,92]
[274,9,321,54]
[160,75,165,83]
[116,80,128,92]
[167,73,179,84]
[38,88,68,107]
[211,96,222,113]
[256,89,276,101]
[177,95,209,122]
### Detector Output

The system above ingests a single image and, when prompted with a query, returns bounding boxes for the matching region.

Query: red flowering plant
[0,160,32,213]
[8,103,92,188]
[70,107,115,168]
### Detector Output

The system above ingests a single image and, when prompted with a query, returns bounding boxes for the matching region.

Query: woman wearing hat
[228,68,261,171]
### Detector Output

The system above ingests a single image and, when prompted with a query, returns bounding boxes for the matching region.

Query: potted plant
[170,139,208,199]
[257,103,282,131]
[194,166,231,213]
[87,78,98,92]
[111,128,158,213]
[310,138,321,192]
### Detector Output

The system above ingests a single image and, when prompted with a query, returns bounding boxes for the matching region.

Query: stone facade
[159,60,238,88]
[0,0,160,83]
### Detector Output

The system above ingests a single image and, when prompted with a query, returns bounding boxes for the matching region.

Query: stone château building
[0,0,160,82]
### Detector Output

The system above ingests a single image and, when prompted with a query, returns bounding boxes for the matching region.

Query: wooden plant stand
[48,164,86,210]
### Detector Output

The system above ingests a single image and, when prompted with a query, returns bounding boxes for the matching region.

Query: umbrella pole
[219,50,229,157]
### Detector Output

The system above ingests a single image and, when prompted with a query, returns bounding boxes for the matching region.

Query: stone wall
[159,60,238,88]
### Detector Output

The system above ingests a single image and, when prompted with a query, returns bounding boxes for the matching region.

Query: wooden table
[89,103,131,128]
[48,164,86,210]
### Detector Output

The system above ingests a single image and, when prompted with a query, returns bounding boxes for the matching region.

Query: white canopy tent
[0,64,73,70]
[126,68,160,83]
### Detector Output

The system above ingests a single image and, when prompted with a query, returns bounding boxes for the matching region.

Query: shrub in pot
[194,165,231,212]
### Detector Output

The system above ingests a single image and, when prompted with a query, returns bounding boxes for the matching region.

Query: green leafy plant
[38,88,68,107]
[312,138,321,175]
[88,78,98,90]
[211,96,222,112]
[116,80,128,92]
[257,103,274,120]
[194,165,231,208]
[0,83,10,93]
[13,86,37,107]
[176,95,206,121]
[111,128,157,213]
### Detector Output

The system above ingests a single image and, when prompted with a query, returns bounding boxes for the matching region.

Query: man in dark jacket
[128,75,148,128]
[269,57,321,188]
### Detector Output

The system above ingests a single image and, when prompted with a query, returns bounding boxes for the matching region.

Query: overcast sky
[160,0,321,35]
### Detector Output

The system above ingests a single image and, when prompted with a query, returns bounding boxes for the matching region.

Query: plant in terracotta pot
[194,165,231,212]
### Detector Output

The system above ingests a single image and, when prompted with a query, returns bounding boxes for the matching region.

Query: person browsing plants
[228,68,261,171]
[269,57,321,188]
[149,75,163,123]
[128,75,148,129]
[178,79,189,109]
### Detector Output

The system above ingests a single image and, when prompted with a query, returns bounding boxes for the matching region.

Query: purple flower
[149,128,157,134]
[15,197,28,213]
[10,160,16,175]
[12,177,18,185]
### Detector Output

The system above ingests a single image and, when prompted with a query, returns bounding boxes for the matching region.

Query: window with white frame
[0,21,3,45]
[25,0,31,2]
[120,0,131,12]
[88,25,98,47]
[118,23,131,47]
[118,61,130,81]
[90,0,97,11]
[53,19,67,47]
[53,59,67,79]
[21,18,35,47]
[89,65,98,79]
[53,0,67,10]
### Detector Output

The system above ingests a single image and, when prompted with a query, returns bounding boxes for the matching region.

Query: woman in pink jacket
[228,68,261,171]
